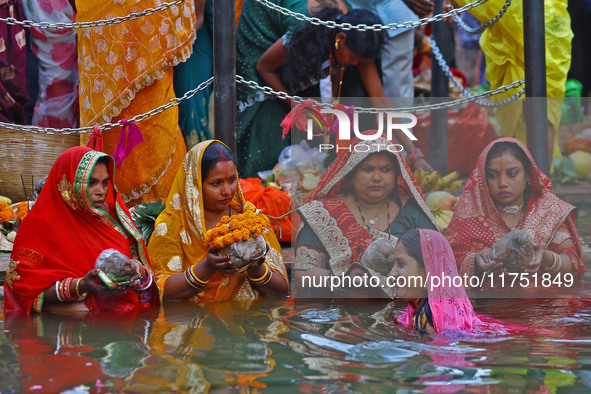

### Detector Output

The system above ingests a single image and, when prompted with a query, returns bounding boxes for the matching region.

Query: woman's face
[390,243,426,302]
[335,34,366,67]
[88,162,110,209]
[351,152,398,204]
[485,151,530,207]
[202,160,238,213]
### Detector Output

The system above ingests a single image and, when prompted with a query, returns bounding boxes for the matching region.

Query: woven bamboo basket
[0,128,79,202]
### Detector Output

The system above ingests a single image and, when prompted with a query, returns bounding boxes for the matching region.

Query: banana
[439,209,454,221]
[414,170,424,188]
[444,180,464,193]
[0,196,12,205]
[435,178,445,191]
[440,171,460,188]
[422,171,440,193]
[435,215,449,231]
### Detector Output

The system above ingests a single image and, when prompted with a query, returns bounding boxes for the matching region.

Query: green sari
[236,0,310,177]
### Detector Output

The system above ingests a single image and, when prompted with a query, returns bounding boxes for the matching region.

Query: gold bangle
[248,263,269,282]
[75,278,88,300]
[190,265,209,285]
[549,251,562,273]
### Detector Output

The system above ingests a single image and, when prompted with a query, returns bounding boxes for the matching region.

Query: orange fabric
[76,0,196,204]
[240,178,293,242]
[564,138,591,155]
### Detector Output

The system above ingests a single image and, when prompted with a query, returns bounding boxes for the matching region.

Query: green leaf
[131,199,166,245]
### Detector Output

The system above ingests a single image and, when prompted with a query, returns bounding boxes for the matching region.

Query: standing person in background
[21,0,78,127]
[76,0,196,205]
[347,0,433,98]
[454,0,573,164]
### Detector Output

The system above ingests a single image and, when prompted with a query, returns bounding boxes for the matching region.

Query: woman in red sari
[445,138,586,293]
[4,146,159,314]
[294,132,437,298]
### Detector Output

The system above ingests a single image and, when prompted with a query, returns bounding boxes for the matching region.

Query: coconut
[95,249,136,288]
[569,150,591,179]
[488,230,534,272]
[219,235,267,272]
[359,238,396,275]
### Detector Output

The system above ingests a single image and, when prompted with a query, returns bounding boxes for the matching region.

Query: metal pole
[523,0,549,174]
[429,0,450,174]
[213,0,236,152]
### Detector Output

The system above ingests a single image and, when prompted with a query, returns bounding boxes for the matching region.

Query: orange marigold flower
[229,219,241,230]
[0,203,13,223]
[214,238,225,249]
[219,225,230,235]
[232,232,243,242]
[223,233,234,245]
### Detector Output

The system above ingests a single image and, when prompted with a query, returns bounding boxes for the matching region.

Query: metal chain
[0,77,213,134]
[237,75,525,113]
[0,0,184,30]
[453,0,511,34]
[253,0,488,31]
[429,36,524,107]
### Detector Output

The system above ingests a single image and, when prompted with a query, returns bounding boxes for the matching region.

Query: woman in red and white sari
[445,138,586,293]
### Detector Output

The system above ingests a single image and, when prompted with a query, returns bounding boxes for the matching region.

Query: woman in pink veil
[393,229,505,336]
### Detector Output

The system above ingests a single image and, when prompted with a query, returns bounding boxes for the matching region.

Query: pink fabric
[397,229,504,335]
[112,119,144,168]
[87,125,104,151]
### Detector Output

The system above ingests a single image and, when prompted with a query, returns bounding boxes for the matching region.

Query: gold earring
[335,40,340,50]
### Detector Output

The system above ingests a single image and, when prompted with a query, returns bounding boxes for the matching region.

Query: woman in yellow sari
[148,140,288,302]
[76,0,196,205]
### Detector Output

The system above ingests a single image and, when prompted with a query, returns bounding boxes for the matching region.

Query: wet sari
[147,140,288,303]
[295,133,437,298]
[76,0,196,204]
[4,147,158,314]
[398,230,515,337]
[445,138,586,289]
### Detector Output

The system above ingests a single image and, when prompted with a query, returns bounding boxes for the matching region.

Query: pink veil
[397,229,504,335]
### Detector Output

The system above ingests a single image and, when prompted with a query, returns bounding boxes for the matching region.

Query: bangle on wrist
[185,265,209,290]
[248,263,272,286]
[74,278,89,300]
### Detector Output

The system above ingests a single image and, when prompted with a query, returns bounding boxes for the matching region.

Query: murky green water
[2,293,591,393]
[1,204,590,392]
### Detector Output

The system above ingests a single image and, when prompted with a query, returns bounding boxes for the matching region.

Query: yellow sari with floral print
[147,140,288,302]
[76,0,196,205]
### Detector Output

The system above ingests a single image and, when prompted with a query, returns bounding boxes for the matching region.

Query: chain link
[429,36,524,107]
[453,0,511,34]
[253,0,487,31]
[0,0,184,30]
[0,77,213,134]
[237,75,524,112]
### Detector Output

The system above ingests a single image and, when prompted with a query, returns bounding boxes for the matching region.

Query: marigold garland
[16,202,29,222]
[204,211,271,249]
[0,202,13,223]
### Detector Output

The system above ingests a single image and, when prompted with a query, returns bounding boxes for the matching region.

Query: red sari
[445,138,586,289]
[4,146,159,313]
[295,133,437,298]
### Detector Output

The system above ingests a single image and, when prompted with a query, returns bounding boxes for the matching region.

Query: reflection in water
[1,296,591,392]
